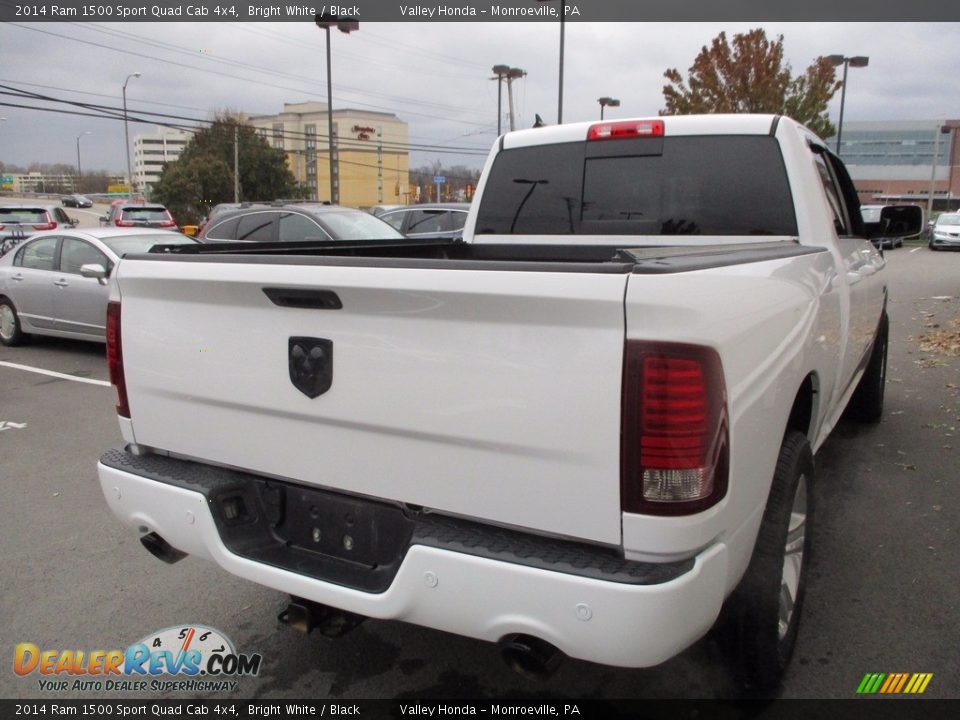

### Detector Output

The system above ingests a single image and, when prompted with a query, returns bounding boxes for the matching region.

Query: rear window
[0,208,49,224]
[475,135,797,236]
[317,211,406,241]
[121,207,172,222]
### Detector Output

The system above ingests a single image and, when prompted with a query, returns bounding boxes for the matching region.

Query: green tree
[661,29,842,138]
[152,115,299,224]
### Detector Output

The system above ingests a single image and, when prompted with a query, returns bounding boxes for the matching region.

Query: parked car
[928,212,960,250]
[62,194,94,208]
[197,203,406,243]
[366,204,404,217]
[1,205,79,255]
[100,203,177,229]
[0,227,196,346]
[378,203,471,240]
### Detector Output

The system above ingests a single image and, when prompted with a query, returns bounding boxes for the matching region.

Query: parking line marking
[0,360,111,387]
[910,247,922,253]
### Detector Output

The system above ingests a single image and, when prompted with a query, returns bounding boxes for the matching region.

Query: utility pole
[234,123,240,203]
[505,67,526,132]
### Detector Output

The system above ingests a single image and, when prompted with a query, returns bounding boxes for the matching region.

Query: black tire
[0,297,27,347]
[720,430,813,691]
[845,312,888,422]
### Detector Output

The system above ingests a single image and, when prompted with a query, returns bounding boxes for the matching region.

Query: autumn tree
[152,115,300,224]
[661,29,841,138]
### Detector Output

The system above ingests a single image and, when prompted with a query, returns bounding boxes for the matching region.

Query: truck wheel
[721,430,813,691]
[0,298,27,347]
[845,312,888,422]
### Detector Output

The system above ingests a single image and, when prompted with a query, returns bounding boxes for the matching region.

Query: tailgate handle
[263,288,343,310]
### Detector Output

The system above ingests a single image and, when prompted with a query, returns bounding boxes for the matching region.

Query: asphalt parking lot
[1,246,957,701]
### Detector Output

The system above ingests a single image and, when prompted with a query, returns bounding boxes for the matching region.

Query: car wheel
[719,430,813,691]
[845,311,888,422]
[0,297,28,347]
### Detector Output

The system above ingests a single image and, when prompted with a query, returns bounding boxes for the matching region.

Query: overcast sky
[2,21,959,174]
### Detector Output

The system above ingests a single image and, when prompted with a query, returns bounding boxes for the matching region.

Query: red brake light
[621,341,727,515]
[32,220,57,230]
[106,301,130,418]
[158,220,176,228]
[115,219,135,227]
[588,120,664,141]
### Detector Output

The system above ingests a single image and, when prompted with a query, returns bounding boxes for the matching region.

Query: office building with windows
[132,127,192,197]
[248,102,409,208]
[829,119,960,211]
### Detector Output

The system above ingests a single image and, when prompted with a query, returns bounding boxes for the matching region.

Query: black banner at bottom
[4,699,960,720]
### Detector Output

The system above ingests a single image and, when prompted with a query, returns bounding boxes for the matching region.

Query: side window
[380,212,407,232]
[449,211,468,231]
[235,213,276,242]
[60,238,109,275]
[278,212,327,242]
[825,153,866,238]
[812,151,850,236]
[205,217,239,240]
[406,210,449,234]
[15,237,59,271]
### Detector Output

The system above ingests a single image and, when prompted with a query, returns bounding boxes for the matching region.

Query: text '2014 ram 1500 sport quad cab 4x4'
[96,115,921,689]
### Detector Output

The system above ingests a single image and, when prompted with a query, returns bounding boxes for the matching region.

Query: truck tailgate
[115,258,629,545]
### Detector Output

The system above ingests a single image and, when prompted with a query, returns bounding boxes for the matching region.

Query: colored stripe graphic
[857,673,932,695]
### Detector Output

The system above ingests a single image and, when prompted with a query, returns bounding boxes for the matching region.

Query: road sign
[433,175,446,184]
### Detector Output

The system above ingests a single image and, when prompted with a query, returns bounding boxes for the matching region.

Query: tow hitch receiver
[278,597,367,638]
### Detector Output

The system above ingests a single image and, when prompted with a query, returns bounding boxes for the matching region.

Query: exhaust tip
[139,532,187,565]
[498,634,564,681]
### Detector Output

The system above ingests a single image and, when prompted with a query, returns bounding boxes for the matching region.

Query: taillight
[32,222,56,230]
[106,301,130,418]
[115,219,135,227]
[588,119,664,141]
[621,341,728,515]
[158,220,176,228]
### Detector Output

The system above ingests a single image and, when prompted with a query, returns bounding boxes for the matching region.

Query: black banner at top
[2,0,960,22]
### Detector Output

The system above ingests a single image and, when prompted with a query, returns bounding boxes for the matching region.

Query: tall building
[829,119,960,211]
[248,102,409,207]
[132,127,192,197]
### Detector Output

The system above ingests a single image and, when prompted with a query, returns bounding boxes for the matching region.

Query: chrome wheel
[778,472,807,641]
[0,303,15,341]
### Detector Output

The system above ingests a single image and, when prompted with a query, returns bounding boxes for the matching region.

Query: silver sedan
[0,227,196,345]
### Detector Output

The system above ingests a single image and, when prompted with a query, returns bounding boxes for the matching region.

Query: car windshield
[99,233,195,256]
[317,211,406,240]
[0,208,48,224]
[936,215,960,227]
[860,207,884,223]
[121,207,171,221]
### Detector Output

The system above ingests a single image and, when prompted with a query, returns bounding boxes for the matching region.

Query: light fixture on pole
[76,131,92,193]
[826,55,868,156]
[598,97,620,120]
[491,65,511,136]
[315,13,359,206]
[536,0,565,124]
[122,72,141,199]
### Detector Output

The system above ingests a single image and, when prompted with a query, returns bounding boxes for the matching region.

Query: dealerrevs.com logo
[14,625,262,693]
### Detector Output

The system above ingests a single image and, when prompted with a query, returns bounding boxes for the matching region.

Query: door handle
[11,274,24,282]
[53,279,69,288]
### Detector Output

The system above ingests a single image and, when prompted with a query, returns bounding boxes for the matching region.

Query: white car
[929,213,960,250]
[0,227,195,346]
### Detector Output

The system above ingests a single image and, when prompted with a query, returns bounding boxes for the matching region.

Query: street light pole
[76,131,91,193]
[927,124,951,218]
[122,72,141,199]
[826,55,868,156]
[598,97,620,120]
[537,0,565,124]
[491,65,510,136]
[315,14,358,206]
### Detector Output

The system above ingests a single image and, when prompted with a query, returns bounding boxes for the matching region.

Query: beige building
[248,102,409,208]
[133,127,192,197]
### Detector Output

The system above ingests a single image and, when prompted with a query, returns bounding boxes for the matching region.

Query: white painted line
[0,360,111,387]
[911,247,922,253]
[0,421,28,432]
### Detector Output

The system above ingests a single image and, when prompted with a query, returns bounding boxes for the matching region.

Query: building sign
[352,125,376,141]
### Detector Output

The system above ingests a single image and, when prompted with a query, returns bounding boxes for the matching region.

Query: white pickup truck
[97,115,921,689]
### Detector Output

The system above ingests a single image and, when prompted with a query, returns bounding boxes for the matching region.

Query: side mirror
[69,217,80,227]
[864,205,924,240]
[80,263,109,286]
